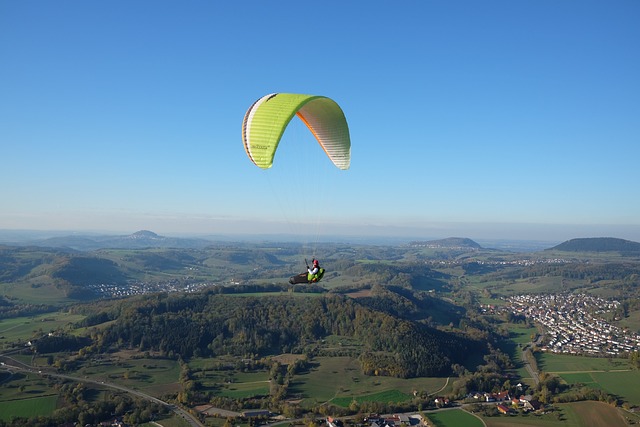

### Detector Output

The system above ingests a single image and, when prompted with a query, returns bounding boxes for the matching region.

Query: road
[0,354,204,427]
[521,344,540,387]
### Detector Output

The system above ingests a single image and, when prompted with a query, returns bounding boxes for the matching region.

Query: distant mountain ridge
[409,237,482,249]
[548,237,640,253]
[30,230,213,251]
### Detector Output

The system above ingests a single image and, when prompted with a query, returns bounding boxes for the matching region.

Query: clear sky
[1,1,639,243]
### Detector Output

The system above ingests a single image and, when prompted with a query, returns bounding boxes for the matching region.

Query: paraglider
[242,93,351,284]
[242,93,351,170]
[289,259,325,284]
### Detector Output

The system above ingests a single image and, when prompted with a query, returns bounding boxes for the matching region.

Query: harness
[307,267,325,283]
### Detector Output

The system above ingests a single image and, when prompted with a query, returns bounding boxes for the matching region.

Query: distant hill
[51,256,130,286]
[0,242,293,304]
[409,237,482,250]
[33,230,213,251]
[548,237,640,253]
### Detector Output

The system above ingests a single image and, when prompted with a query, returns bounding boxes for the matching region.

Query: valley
[1,233,640,426]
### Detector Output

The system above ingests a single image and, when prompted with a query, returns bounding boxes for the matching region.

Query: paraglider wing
[242,93,351,170]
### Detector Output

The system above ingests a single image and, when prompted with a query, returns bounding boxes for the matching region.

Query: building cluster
[466,390,542,414]
[359,414,423,427]
[496,397,542,414]
[88,280,213,298]
[507,294,640,356]
[426,257,569,267]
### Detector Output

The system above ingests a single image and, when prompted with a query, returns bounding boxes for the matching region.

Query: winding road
[0,354,204,427]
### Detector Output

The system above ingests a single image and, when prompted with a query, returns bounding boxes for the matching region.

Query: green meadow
[0,312,86,345]
[558,372,596,386]
[540,353,640,405]
[186,354,448,406]
[0,282,70,305]
[590,370,640,404]
[539,353,629,372]
[199,370,271,399]
[425,409,484,427]
[331,390,413,407]
[78,356,182,395]
[499,324,539,386]
[217,381,270,399]
[0,394,58,421]
[287,356,449,406]
[0,370,59,411]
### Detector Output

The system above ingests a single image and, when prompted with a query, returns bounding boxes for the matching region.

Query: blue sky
[1,1,639,242]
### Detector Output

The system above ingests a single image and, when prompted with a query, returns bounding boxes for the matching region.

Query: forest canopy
[87,290,480,378]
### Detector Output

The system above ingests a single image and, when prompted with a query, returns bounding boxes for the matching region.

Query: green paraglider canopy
[242,93,351,170]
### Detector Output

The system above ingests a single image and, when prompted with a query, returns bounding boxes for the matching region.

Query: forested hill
[85,290,481,378]
[549,237,640,253]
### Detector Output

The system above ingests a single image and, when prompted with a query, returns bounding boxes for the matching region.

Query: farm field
[0,282,70,305]
[287,356,449,407]
[0,312,86,345]
[588,370,640,404]
[559,401,632,427]
[538,353,640,405]
[202,371,271,399]
[331,390,413,407]
[425,409,484,427]
[507,325,538,346]
[77,356,182,396]
[0,394,58,421]
[538,353,629,372]
[217,380,270,399]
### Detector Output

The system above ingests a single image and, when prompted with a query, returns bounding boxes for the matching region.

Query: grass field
[538,352,629,372]
[425,409,484,427]
[211,371,271,399]
[590,370,640,404]
[539,353,640,405]
[0,282,70,305]
[0,394,58,421]
[218,381,270,399]
[78,356,181,396]
[507,325,538,346]
[558,372,596,386]
[0,371,59,402]
[499,324,539,386]
[0,312,86,345]
[331,389,413,407]
[559,401,631,427]
[286,356,449,406]
[190,354,450,407]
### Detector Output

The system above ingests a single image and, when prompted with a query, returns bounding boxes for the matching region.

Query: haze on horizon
[1,2,639,244]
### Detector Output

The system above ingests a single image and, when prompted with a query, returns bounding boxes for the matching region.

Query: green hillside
[94,290,482,377]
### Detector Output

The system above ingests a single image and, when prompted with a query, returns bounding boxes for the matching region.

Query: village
[505,293,640,356]
[88,280,213,298]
